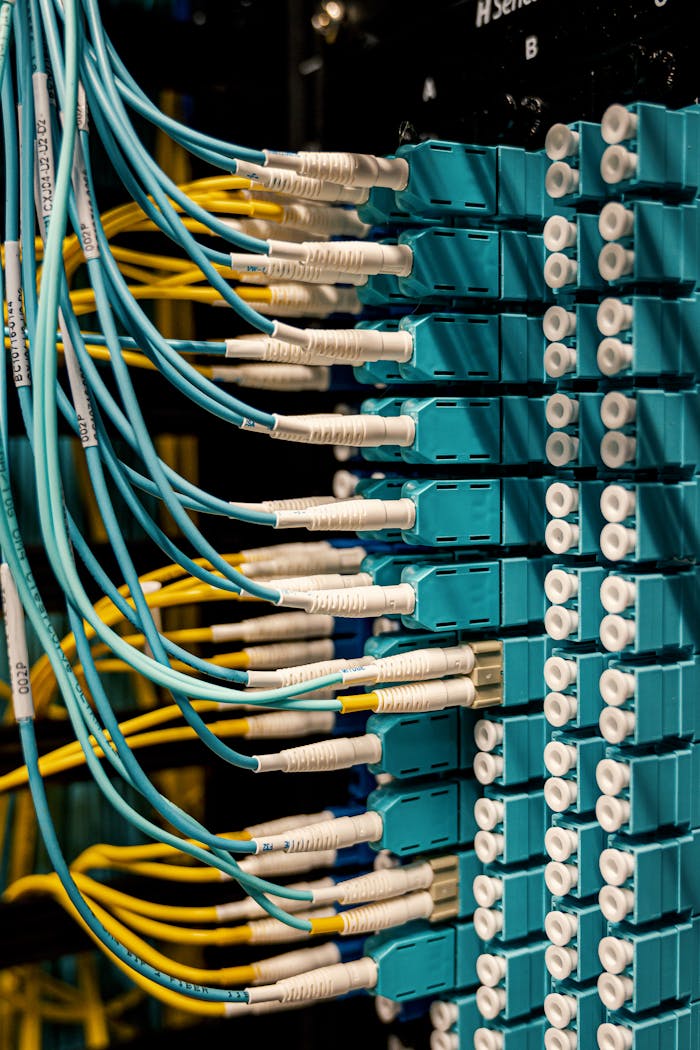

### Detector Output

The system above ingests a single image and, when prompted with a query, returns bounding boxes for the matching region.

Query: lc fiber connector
[545,479,606,558]
[598,656,700,747]
[473,788,548,867]
[472,863,548,945]
[544,735,607,817]
[545,816,607,901]
[598,388,700,472]
[474,940,549,1024]
[392,140,554,225]
[596,200,700,289]
[599,102,700,198]
[473,711,549,788]
[544,650,611,732]
[544,984,605,1050]
[544,564,607,644]
[597,1000,700,1050]
[367,919,481,1002]
[595,747,700,837]
[545,901,607,984]
[544,121,608,202]
[597,916,700,1015]
[599,829,700,926]
[359,395,548,466]
[597,567,700,655]
[599,480,700,563]
[367,777,480,857]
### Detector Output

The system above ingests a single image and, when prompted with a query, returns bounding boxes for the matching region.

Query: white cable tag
[32,73,55,234]
[5,241,30,388]
[71,142,100,259]
[76,81,89,131]
[59,312,98,448]
[0,565,35,720]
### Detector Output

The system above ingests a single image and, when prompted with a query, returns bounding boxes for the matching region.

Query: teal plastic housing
[548,564,606,643]
[600,745,700,836]
[478,864,548,943]
[477,711,548,787]
[545,121,608,202]
[548,901,606,982]
[547,391,606,468]
[481,941,549,1021]
[605,480,700,562]
[603,829,700,926]
[367,919,480,1001]
[367,776,480,857]
[546,650,609,732]
[549,816,606,900]
[550,734,607,814]
[601,916,700,1013]
[602,568,700,654]
[547,983,604,1048]
[602,102,700,199]
[603,656,700,746]
[602,201,700,290]
[606,388,700,471]
[603,1000,700,1050]
[591,296,700,380]
[401,556,551,633]
[546,480,605,556]
[366,708,476,781]
[480,788,548,866]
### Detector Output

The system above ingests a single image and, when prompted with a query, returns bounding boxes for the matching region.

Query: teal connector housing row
[361,394,548,466]
[599,916,700,1014]
[546,391,606,469]
[600,567,700,655]
[365,631,549,709]
[545,478,605,557]
[393,140,555,224]
[599,200,700,290]
[476,940,549,1022]
[475,863,548,943]
[601,388,700,472]
[600,479,700,563]
[432,993,547,1050]
[475,710,548,788]
[546,212,606,293]
[544,649,609,732]
[544,120,607,202]
[602,829,700,926]
[367,919,480,1002]
[366,708,476,781]
[547,815,607,900]
[545,983,604,1050]
[402,556,552,634]
[601,1000,700,1050]
[545,564,606,645]
[599,745,700,836]
[368,777,479,857]
[548,734,607,815]
[354,311,548,386]
[477,788,548,867]
[547,901,606,983]
[599,102,700,199]
[601,655,700,746]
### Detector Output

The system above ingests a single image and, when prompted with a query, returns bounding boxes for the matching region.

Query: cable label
[32,73,55,234]
[5,241,31,388]
[0,565,35,720]
[59,313,98,448]
[71,143,100,259]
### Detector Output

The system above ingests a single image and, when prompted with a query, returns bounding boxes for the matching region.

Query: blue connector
[598,567,700,655]
[544,649,610,732]
[545,478,606,557]
[595,294,700,381]
[545,815,607,901]
[599,479,700,564]
[474,787,548,867]
[544,983,604,1050]
[543,120,608,203]
[474,940,549,1023]
[545,391,606,470]
[367,919,480,1002]
[361,394,548,466]
[599,829,700,927]
[473,710,548,788]
[599,388,700,473]
[595,745,700,837]
[368,777,480,858]
[599,655,700,748]
[472,863,548,944]
[545,901,606,984]
[598,101,700,200]
[597,916,700,1015]
[365,708,476,781]
[598,1000,700,1050]
[401,556,552,634]
[597,199,700,290]
[545,734,607,817]
[544,564,607,645]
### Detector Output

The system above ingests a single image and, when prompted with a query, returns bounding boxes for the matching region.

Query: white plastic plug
[544,826,578,863]
[599,485,636,524]
[596,758,630,795]
[599,706,636,744]
[600,432,636,470]
[544,343,577,378]
[543,216,578,252]
[599,614,636,652]
[546,162,580,199]
[476,953,506,987]
[279,582,416,618]
[544,692,577,728]
[543,306,577,342]
[545,910,578,947]
[544,777,578,813]
[597,1022,634,1050]
[544,741,578,777]
[544,655,577,691]
[597,298,634,337]
[600,524,637,562]
[545,945,578,980]
[475,985,506,1021]
[597,973,633,1011]
[598,935,634,975]
[599,667,636,707]
[600,146,638,185]
[474,719,503,753]
[545,124,580,160]
[430,1000,458,1032]
[597,337,634,376]
[599,242,635,281]
[545,569,579,605]
[545,604,579,641]
[598,202,635,241]
[599,885,635,923]
[474,798,504,832]
[600,575,636,614]
[473,752,504,785]
[246,957,378,1004]
[254,734,383,773]
[474,831,504,863]
[473,875,503,908]
[601,104,638,144]
[545,520,580,556]
[599,847,635,887]
[546,432,579,467]
[545,992,577,1029]
[474,1029,504,1050]
[545,1029,577,1050]
[544,252,578,289]
[546,393,579,428]
[600,392,636,429]
[546,482,579,518]
[544,861,578,896]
